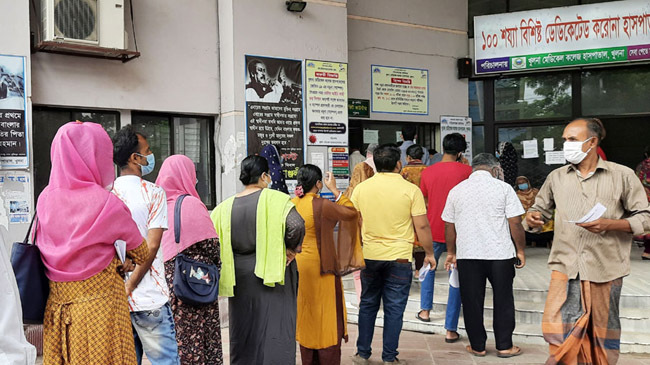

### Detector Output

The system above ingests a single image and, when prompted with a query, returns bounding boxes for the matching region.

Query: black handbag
[10,213,50,324]
[172,194,219,305]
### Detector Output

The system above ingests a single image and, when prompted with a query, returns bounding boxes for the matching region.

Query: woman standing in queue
[156,155,223,364]
[38,122,147,364]
[211,155,305,365]
[292,164,364,365]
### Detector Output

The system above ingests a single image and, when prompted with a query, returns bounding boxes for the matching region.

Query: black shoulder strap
[174,195,190,244]
[23,211,38,245]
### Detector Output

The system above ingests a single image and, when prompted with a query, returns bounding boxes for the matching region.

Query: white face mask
[563,137,593,165]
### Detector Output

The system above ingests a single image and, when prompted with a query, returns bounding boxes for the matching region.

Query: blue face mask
[136,153,155,176]
[518,183,529,191]
[495,152,501,159]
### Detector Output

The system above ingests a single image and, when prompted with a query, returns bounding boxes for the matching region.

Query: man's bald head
[566,118,605,145]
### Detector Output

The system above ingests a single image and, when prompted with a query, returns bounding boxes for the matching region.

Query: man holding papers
[526,118,650,365]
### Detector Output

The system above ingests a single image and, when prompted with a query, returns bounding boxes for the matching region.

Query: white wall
[347,0,469,123]
[218,0,349,197]
[31,0,220,115]
[0,0,32,251]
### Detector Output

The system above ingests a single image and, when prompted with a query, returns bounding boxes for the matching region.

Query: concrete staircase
[342,247,650,354]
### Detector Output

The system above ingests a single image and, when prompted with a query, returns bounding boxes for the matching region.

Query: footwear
[642,253,650,260]
[466,345,486,357]
[497,346,523,358]
[445,331,461,343]
[415,310,431,322]
[352,354,370,365]
[383,358,407,364]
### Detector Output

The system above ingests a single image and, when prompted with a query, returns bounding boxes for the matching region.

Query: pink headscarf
[156,155,218,262]
[36,122,143,282]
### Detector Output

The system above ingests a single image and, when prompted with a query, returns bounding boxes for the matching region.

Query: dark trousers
[457,258,516,352]
[356,259,412,362]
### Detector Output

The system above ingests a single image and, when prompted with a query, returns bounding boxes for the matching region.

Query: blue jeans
[356,259,412,362]
[131,302,180,365]
[419,242,461,332]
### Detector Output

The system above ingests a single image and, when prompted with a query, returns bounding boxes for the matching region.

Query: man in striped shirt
[526,118,650,365]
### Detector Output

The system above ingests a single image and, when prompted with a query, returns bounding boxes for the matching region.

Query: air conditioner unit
[41,0,126,50]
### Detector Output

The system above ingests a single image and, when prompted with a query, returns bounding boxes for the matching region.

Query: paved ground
[217,324,650,365]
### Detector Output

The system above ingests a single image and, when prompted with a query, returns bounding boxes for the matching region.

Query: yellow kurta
[292,193,350,350]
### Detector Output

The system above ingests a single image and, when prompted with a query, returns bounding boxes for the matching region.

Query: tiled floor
[217,324,650,365]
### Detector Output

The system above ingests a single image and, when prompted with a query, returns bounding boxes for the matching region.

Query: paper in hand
[449,264,459,288]
[418,263,431,282]
[114,240,126,263]
[568,203,606,224]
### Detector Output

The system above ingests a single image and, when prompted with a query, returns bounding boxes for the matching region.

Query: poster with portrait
[0,55,28,168]
[245,55,303,181]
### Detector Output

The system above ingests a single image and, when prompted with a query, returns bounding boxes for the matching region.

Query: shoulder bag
[173,194,220,305]
[10,213,49,324]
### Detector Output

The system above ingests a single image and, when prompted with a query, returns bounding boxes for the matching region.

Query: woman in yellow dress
[292,164,364,365]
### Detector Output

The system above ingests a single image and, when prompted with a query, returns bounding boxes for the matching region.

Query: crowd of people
[3,117,650,365]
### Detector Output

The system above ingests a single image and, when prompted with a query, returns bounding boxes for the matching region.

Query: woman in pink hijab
[156,155,222,365]
[37,122,147,364]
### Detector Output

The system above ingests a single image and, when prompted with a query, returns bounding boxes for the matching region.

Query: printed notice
[522,139,539,159]
[543,138,554,151]
[0,55,28,168]
[311,152,325,173]
[545,151,566,165]
[363,129,379,144]
[305,60,348,146]
[371,65,428,115]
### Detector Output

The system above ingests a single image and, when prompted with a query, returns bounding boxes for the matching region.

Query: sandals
[466,345,486,357]
[415,311,431,322]
[497,346,523,358]
[445,331,461,343]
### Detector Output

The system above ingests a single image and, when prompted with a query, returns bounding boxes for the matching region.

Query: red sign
[315,72,339,79]
[391,77,412,84]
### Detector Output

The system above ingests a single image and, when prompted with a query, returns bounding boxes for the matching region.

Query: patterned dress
[43,242,149,365]
[164,238,223,365]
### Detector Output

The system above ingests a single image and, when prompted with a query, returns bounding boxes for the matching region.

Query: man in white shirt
[112,125,179,365]
[441,153,526,359]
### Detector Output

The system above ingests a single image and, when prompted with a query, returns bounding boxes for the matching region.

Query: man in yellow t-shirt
[350,144,435,365]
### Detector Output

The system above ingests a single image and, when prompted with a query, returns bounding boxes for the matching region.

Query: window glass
[497,124,565,188]
[472,125,485,157]
[468,0,506,37]
[33,109,119,200]
[495,74,571,121]
[173,116,213,207]
[469,81,484,122]
[132,115,172,184]
[582,68,650,116]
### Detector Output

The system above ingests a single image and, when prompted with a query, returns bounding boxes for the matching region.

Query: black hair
[113,125,143,169]
[296,164,322,194]
[239,155,269,185]
[247,59,264,78]
[401,125,417,141]
[442,133,467,155]
[406,144,424,160]
[374,144,401,172]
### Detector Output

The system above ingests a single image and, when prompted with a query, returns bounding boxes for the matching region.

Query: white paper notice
[522,140,539,159]
[545,151,566,165]
[396,131,402,143]
[543,138,554,151]
[363,129,379,144]
[568,203,606,224]
[115,240,126,263]
[311,152,326,173]
[449,264,459,288]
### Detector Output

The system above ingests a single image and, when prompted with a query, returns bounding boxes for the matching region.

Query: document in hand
[568,203,606,224]
[418,263,431,282]
[114,240,126,263]
[449,264,459,288]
